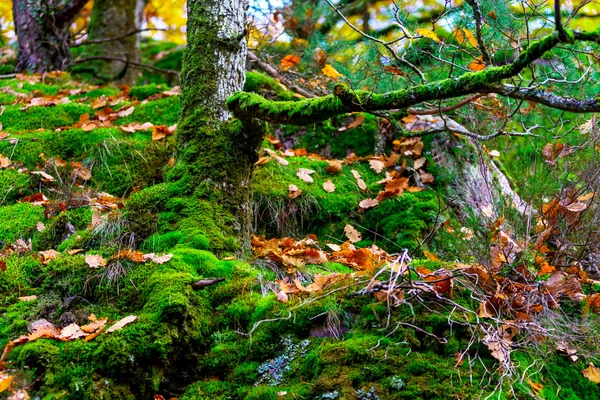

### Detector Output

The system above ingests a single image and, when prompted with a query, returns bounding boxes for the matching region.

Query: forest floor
[0,71,598,399]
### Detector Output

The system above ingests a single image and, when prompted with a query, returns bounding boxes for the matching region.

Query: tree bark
[173,0,265,255]
[87,0,145,84]
[12,0,89,73]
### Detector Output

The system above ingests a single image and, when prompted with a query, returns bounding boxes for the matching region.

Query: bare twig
[71,56,180,76]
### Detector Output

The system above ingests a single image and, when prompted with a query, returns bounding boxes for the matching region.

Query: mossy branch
[228,28,600,125]
[229,32,562,125]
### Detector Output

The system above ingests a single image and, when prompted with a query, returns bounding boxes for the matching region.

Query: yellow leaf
[463,28,479,47]
[455,28,465,45]
[468,56,486,71]
[0,374,14,392]
[583,363,600,384]
[280,55,300,72]
[416,28,441,43]
[322,64,344,80]
[423,250,440,261]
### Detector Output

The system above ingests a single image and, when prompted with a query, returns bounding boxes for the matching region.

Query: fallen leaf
[59,323,88,340]
[106,315,138,333]
[413,157,426,170]
[359,198,379,209]
[31,170,55,182]
[422,250,440,261]
[351,170,367,190]
[325,160,342,174]
[0,373,14,392]
[527,380,543,396]
[80,318,108,333]
[152,125,175,141]
[0,154,10,168]
[369,160,385,174]
[323,180,336,193]
[85,254,107,268]
[143,253,173,264]
[288,184,302,199]
[583,363,600,384]
[38,249,59,265]
[326,243,341,251]
[344,224,362,243]
[36,222,46,232]
[297,168,315,183]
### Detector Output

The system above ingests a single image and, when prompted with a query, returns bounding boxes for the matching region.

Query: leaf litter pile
[252,125,600,387]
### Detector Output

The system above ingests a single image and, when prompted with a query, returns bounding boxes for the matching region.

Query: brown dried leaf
[323,180,336,193]
[105,315,138,333]
[85,254,107,268]
[80,318,108,333]
[369,160,385,174]
[288,184,302,199]
[359,198,379,209]
[325,160,342,174]
[59,323,88,340]
[344,224,362,243]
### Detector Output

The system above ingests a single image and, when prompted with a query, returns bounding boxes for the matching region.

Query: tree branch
[55,0,90,27]
[247,51,315,98]
[229,31,561,125]
[486,85,600,113]
[71,56,180,76]
[408,94,483,115]
[71,28,166,47]
[465,0,491,65]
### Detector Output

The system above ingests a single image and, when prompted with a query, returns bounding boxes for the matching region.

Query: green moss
[0,102,93,132]
[0,128,172,196]
[116,96,180,127]
[0,169,34,203]
[0,202,44,244]
[128,84,168,101]
[244,71,296,101]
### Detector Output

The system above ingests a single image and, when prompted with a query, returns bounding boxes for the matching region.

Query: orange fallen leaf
[468,56,486,71]
[280,55,301,72]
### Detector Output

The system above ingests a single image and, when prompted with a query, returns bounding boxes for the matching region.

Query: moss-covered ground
[0,73,598,400]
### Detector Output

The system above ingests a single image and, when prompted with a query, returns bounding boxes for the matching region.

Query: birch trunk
[172,0,265,256]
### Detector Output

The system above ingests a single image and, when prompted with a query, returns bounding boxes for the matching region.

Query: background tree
[11,0,89,72]
[85,0,148,84]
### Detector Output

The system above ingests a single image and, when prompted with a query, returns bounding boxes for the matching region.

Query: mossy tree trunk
[12,0,89,73]
[172,0,265,255]
[87,0,147,85]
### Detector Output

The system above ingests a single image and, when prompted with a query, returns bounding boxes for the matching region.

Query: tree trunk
[172,0,264,255]
[87,0,144,84]
[12,0,89,73]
